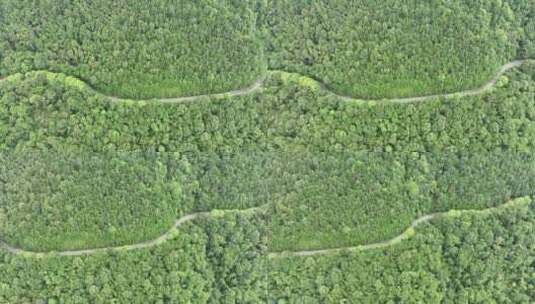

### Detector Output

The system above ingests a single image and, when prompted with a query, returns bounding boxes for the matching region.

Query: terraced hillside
[1,0,534,302]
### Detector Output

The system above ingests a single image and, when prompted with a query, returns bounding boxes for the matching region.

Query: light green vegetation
[0,151,276,252]
[1,63,535,253]
[268,197,531,257]
[0,152,186,251]
[0,211,268,303]
[268,198,534,303]
[0,197,531,303]
[264,0,518,98]
[2,1,535,100]
[1,2,535,301]
[0,0,265,99]
[267,152,535,251]
[1,62,535,154]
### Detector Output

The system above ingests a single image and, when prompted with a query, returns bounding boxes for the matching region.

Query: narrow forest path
[0,60,533,258]
[0,60,531,104]
[268,197,530,258]
[0,205,265,258]
[0,198,529,258]
[107,79,265,103]
[332,60,528,103]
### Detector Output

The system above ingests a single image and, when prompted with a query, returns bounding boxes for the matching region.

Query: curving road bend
[268,197,530,258]
[0,59,533,258]
[333,60,528,103]
[0,60,532,104]
[0,198,529,258]
[0,205,265,258]
[108,78,266,104]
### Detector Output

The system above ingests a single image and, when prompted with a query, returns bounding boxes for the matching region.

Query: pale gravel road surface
[0,60,530,104]
[1,198,528,258]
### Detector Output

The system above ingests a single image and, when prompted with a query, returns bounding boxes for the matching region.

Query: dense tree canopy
[268,151,535,251]
[1,0,534,100]
[269,198,534,303]
[0,152,186,251]
[0,197,530,303]
[1,64,535,254]
[0,0,265,99]
[264,0,518,98]
[1,63,535,154]
[509,0,535,58]
[1,1,535,302]
[0,212,268,303]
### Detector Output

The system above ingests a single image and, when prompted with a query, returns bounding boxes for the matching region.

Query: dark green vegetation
[268,152,535,251]
[2,0,535,99]
[0,198,531,303]
[269,198,534,303]
[2,1,535,302]
[0,212,268,303]
[265,0,519,98]
[0,0,265,99]
[1,63,535,254]
[0,152,184,251]
[1,62,535,154]
[0,151,272,252]
[511,0,535,58]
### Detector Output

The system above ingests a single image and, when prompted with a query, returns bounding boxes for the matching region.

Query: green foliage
[264,0,518,98]
[1,3,535,301]
[267,151,535,251]
[0,150,278,252]
[1,0,533,101]
[1,64,535,253]
[508,0,535,58]
[0,152,185,251]
[0,212,267,303]
[268,200,534,303]
[0,0,266,99]
[1,63,535,154]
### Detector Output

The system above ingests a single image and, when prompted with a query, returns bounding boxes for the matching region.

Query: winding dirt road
[0,60,532,258]
[0,205,264,258]
[333,60,528,103]
[0,60,531,104]
[0,198,529,258]
[268,197,530,258]
[108,79,266,104]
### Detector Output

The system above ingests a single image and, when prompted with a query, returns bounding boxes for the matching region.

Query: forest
[3,149,535,254]
[0,152,186,251]
[269,198,534,303]
[268,151,535,251]
[0,0,265,99]
[0,196,531,302]
[267,0,535,100]
[0,212,269,303]
[1,63,535,154]
[264,0,517,98]
[1,0,534,99]
[1,62,535,254]
[1,0,535,302]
